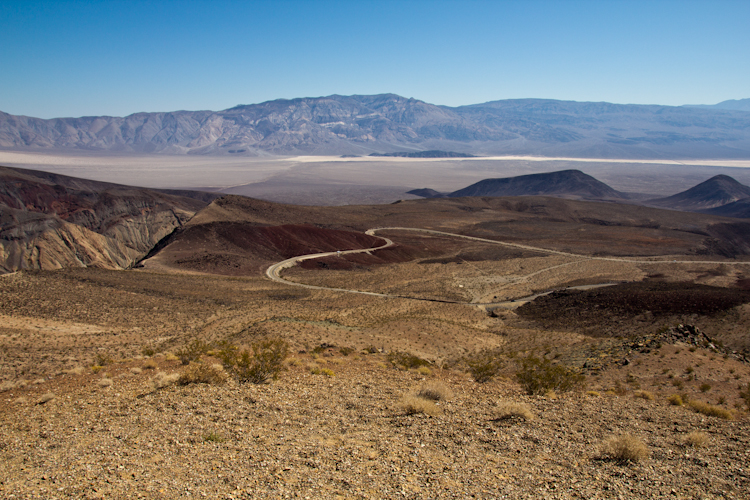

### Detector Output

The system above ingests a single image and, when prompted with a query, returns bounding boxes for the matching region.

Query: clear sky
[1,0,748,118]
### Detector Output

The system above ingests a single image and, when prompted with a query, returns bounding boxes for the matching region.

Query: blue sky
[1,0,748,118]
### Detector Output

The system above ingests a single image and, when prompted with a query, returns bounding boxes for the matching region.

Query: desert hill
[2,94,750,158]
[447,169,627,200]
[702,198,750,219]
[648,175,750,212]
[142,191,750,277]
[0,166,217,272]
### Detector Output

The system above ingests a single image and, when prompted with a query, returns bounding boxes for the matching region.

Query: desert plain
[1,154,750,499]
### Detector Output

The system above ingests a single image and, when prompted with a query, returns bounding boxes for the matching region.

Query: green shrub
[177,339,210,365]
[219,338,289,384]
[515,355,585,395]
[466,352,502,383]
[388,351,431,370]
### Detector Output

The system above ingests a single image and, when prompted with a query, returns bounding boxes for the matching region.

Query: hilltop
[648,175,750,212]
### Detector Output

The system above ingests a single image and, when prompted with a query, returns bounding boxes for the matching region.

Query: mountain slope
[0,166,217,272]
[701,198,750,218]
[648,175,750,211]
[2,95,750,158]
[448,170,627,200]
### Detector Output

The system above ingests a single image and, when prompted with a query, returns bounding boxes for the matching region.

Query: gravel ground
[1,354,748,499]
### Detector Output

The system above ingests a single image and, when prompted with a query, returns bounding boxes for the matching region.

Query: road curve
[265,227,750,305]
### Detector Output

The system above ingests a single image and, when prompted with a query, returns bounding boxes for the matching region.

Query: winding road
[265,227,750,306]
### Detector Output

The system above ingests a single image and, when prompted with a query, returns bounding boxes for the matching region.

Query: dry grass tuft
[37,392,56,405]
[684,431,709,448]
[97,378,113,388]
[494,401,534,421]
[603,434,650,463]
[416,380,453,401]
[143,359,158,370]
[0,380,19,392]
[634,390,655,401]
[65,366,85,376]
[687,399,734,420]
[130,367,143,374]
[586,390,600,397]
[178,363,229,385]
[416,366,432,377]
[151,371,180,390]
[668,394,684,406]
[401,395,441,416]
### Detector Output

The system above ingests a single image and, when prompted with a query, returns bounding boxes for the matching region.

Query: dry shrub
[97,378,113,388]
[388,351,431,370]
[416,366,432,377]
[466,352,501,383]
[685,431,709,448]
[143,359,158,370]
[151,371,180,390]
[164,352,179,362]
[494,401,534,421]
[320,368,335,377]
[178,363,228,385]
[603,434,650,463]
[65,367,85,376]
[219,338,289,384]
[668,394,684,406]
[586,391,600,397]
[417,380,453,401]
[634,390,655,401]
[401,395,441,416]
[687,399,734,420]
[91,365,103,374]
[177,339,210,365]
[37,392,56,405]
[740,382,750,410]
[0,380,18,393]
[130,367,143,374]
[516,355,585,395]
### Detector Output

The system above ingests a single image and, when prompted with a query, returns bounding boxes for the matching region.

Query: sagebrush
[515,355,585,395]
[219,338,289,384]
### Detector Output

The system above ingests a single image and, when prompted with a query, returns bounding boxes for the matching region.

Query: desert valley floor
[2,175,750,498]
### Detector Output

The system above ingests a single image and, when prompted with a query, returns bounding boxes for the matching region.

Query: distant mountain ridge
[686,98,750,112]
[2,94,750,158]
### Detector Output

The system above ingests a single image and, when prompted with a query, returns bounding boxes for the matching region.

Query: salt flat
[3,150,750,204]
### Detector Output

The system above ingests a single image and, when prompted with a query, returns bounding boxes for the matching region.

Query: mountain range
[2,94,750,158]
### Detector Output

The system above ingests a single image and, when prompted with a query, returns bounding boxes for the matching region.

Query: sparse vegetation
[494,401,534,421]
[602,434,650,463]
[388,351,431,370]
[151,371,180,390]
[684,431,709,448]
[634,390,654,401]
[219,338,289,384]
[515,355,585,395]
[178,362,228,385]
[699,383,711,393]
[466,352,502,383]
[143,359,158,370]
[668,394,684,406]
[203,432,225,443]
[687,399,734,420]
[740,382,750,410]
[177,339,210,365]
[416,380,453,401]
[400,395,441,416]
[97,378,113,388]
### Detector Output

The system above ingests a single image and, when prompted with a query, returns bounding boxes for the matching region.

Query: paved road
[265,227,750,305]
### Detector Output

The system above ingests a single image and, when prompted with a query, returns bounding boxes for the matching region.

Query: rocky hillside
[0,166,216,272]
[2,94,750,158]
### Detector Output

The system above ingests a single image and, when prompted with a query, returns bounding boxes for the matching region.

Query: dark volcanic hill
[0,166,217,272]
[701,198,750,218]
[2,94,750,158]
[648,175,750,212]
[447,170,627,200]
